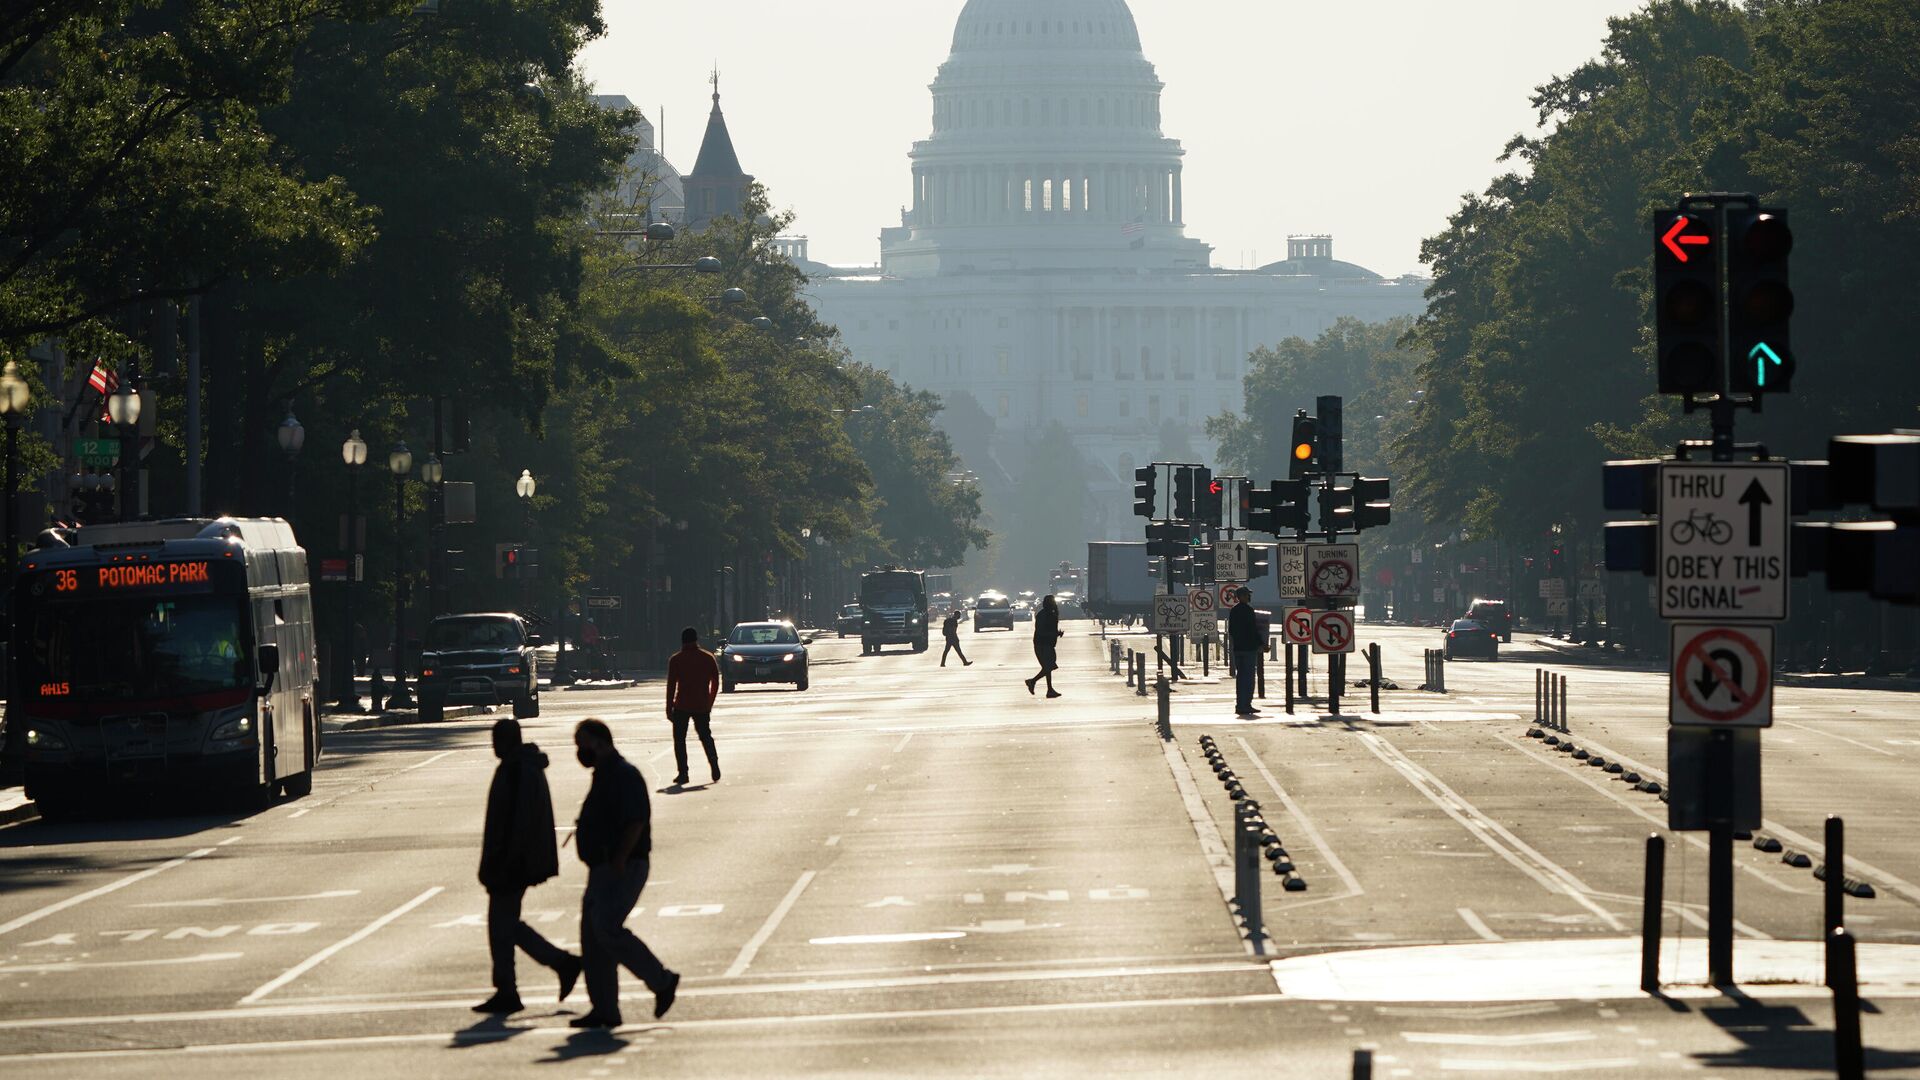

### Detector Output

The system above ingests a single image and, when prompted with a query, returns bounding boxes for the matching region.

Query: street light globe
[106,383,141,429]
[750,316,774,332]
[420,454,444,485]
[694,256,723,274]
[516,469,536,499]
[721,287,748,305]
[388,442,412,477]
[0,361,30,415]
[342,429,368,467]
[644,221,677,242]
[801,527,812,540]
[277,410,306,454]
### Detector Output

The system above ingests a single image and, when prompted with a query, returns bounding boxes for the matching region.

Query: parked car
[1445,618,1500,661]
[835,603,863,638]
[974,593,1014,631]
[722,621,809,692]
[417,613,542,723]
[1466,598,1513,642]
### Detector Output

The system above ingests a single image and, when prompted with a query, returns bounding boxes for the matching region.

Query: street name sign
[1669,623,1774,728]
[75,438,119,467]
[1277,543,1308,598]
[1311,610,1356,655]
[1282,607,1314,646]
[1150,594,1190,634]
[1659,462,1789,621]
[1306,543,1359,604]
[1215,540,1249,582]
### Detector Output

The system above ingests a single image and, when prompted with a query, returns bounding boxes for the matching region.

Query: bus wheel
[281,770,313,798]
[514,691,540,720]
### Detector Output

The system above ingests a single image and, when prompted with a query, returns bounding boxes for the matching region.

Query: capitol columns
[1173,164,1184,226]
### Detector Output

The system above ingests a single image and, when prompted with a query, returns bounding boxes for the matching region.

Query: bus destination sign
[39,561,220,595]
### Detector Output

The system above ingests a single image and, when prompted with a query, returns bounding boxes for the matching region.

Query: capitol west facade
[802,0,1427,537]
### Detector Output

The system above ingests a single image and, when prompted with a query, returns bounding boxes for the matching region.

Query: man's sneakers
[1045,690,1062,699]
[569,1013,620,1029]
[672,773,690,787]
[654,970,681,1019]
[1025,677,1037,695]
[710,767,721,783]
[472,992,522,1014]
[557,955,582,1002]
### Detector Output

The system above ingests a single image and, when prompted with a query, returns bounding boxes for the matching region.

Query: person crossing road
[940,609,972,667]
[1024,594,1064,698]
[665,627,721,786]
[473,718,580,1015]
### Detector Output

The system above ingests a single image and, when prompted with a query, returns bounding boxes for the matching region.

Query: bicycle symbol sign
[1668,508,1733,546]
[1658,462,1789,622]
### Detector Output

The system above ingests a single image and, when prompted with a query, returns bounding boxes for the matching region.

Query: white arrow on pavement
[946,920,1060,934]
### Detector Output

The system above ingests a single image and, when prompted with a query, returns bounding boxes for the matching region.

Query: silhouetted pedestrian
[940,610,971,667]
[474,718,580,1014]
[666,627,721,786]
[1025,595,1064,698]
[569,719,679,1028]
[1228,587,1260,717]
[368,668,387,713]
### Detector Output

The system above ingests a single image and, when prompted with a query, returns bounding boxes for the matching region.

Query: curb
[563,680,638,692]
[328,705,494,732]
[0,796,37,827]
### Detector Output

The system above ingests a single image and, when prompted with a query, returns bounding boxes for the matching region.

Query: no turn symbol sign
[1282,607,1313,645]
[1311,611,1355,655]
[1670,624,1774,728]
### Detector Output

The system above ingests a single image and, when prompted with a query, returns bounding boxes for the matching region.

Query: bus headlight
[209,715,254,743]
[26,727,68,751]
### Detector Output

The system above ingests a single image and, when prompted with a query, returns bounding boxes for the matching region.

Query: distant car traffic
[722,621,809,691]
[1465,599,1513,642]
[835,603,863,638]
[1011,600,1034,623]
[1445,618,1500,661]
[974,593,1014,631]
[418,613,543,724]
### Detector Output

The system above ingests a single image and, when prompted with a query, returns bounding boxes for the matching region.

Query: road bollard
[1559,674,1569,732]
[1831,927,1864,1080]
[1125,650,1135,687]
[1827,815,1846,984]
[1642,833,1665,994]
[1110,640,1121,675]
[1202,640,1210,679]
[1234,808,1264,952]
[1535,669,1544,723]
[1270,636,1278,662]
[1368,643,1382,714]
[1155,675,1171,740]
[1136,653,1147,697]
[1352,1048,1373,1080]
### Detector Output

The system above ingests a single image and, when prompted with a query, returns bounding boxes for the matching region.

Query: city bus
[10,518,320,819]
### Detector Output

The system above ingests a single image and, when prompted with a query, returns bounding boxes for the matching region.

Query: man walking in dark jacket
[474,718,580,1014]
[569,718,680,1028]
[1228,587,1261,717]
[940,609,971,667]
[1024,595,1064,698]
[665,627,721,786]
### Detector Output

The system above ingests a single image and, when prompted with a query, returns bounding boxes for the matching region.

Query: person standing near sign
[1025,595,1064,698]
[1228,587,1260,716]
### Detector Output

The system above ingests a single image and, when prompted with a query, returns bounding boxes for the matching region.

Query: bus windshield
[861,580,920,607]
[22,596,253,702]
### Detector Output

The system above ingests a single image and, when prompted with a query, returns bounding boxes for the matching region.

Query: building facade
[803,0,1427,537]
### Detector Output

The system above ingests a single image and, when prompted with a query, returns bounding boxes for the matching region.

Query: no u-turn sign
[1669,624,1774,728]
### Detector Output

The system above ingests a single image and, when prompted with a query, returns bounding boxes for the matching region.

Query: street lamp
[517,468,536,526]
[336,429,368,711]
[387,441,414,709]
[0,361,30,581]
[106,380,141,521]
[277,407,305,518]
[420,454,444,619]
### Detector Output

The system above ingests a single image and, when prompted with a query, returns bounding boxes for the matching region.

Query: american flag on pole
[1120,218,1145,237]
[87,362,118,396]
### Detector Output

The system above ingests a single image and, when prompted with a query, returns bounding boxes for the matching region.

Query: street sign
[1658,461,1789,621]
[1667,727,1762,832]
[1188,604,1216,637]
[586,596,623,610]
[1150,594,1190,634]
[74,438,119,467]
[1215,540,1249,582]
[1187,587,1216,618]
[1546,598,1570,617]
[1282,607,1314,646]
[1311,610,1355,655]
[1217,582,1242,612]
[1277,543,1308,598]
[1578,579,1605,601]
[1670,624,1774,728]
[1539,578,1567,600]
[1306,543,1358,603]
[319,558,349,583]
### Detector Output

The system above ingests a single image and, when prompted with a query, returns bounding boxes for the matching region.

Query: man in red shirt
[664,627,721,786]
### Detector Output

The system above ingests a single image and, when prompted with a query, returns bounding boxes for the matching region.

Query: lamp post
[277,407,306,519]
[336,430,368,711]
[421,454,444,620]
[387,441,414,709]
[515,469,535,618]
[0,361,30,582]
[105,379,142,522]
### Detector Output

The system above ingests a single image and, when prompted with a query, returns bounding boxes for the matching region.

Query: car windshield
[840,605,861,616]
[23,596,253,702]
[862,586,919,607]
[978,597,1008,610]
[429,619,522,649]
[730,625,799,645]
[1452,620,1488,631]
[1469,603,1505,617]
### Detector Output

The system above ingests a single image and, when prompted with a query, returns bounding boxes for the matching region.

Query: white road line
[892,732,913,753]
[1437,1059,1638,1074]
[0,952,243,974]
[1235,736,1364,899]
[1407,1031,1596,1046]
[239,887,443,1005]
[1456,908,1502,942]
[0,844,223,937]
[1,991,1294,1061]
[287,808,310,819]
[725,870,815,977]
[137,890,360,908]
[824,834,841,846]
[845,807,860,817]
[1360,732,1625,932]
[1779,720,1898,758]
[1158,739,1255,956]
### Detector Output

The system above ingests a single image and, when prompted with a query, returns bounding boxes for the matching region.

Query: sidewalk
[0,784,36,826]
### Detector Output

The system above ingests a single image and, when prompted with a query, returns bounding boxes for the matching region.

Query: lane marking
[811,931,966,945]
[1,991,1294,1061]
[1407,1030,1595,1046]
[1360,732,1624,932]
[1437,1058,1637,1073]
[892,733,913,753]
[725,870,815,977]
[845,808,860,818]
[824,835,841,847]
[0,952,243,974]
[137,890,361,909]
[1235,736,1364,899]
[287,808,310,819]
[1779,720,1898,758]
[1158,739,1257,956]
[239,887,443,1005]
[0,845,223,937]
[1456,908,1502,942]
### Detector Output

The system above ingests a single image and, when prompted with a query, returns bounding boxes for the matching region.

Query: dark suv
[417,613,541,723]
[1466,599,1513,643]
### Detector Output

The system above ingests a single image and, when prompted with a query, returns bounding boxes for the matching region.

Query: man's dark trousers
[489,887,571,995]
[1234,651,1259,712]
[670,711,718,781]
[581,861,672,1016]
[941,638,968,666]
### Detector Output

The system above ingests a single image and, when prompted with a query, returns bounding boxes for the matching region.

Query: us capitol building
[796,0,1427,536]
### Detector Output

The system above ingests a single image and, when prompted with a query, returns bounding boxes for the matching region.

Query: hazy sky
[579,0,1645,277]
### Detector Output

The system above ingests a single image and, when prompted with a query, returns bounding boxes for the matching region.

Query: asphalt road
[3,620,1919,1077]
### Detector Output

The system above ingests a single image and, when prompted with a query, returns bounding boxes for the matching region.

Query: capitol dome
[883,0,1211,275]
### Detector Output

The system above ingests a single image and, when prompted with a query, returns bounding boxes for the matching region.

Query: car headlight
[209,715,254,742]
[26,727,68,751]
[782,652,797,662]
[731,653,747,663]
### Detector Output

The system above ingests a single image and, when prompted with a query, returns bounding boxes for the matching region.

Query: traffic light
[1246,484,1275,533]
[1273,478,1311,533]
[1654,209,1721,396]
[1824,435,1920,603]
[1726,207,1794,395]
[521,547,540,580]
[1332,478,1392,531]
[1190,545,1216,585]
[1288,412,1320,480]
[500,545,523,579]
[1146,522,1187,559]
[1132,465,1157,519]
[1174,466,1197,521]
[1196,468,1222,526]
[1247,547,1271,579]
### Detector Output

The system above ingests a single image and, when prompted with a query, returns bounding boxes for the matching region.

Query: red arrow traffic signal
[1661,215,1712,263]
